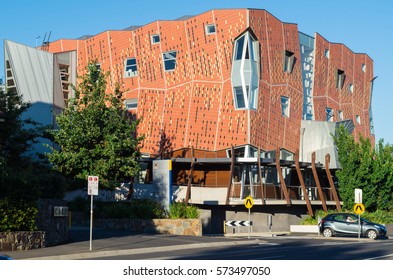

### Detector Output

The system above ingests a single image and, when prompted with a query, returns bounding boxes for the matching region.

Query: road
[91,235,393,260]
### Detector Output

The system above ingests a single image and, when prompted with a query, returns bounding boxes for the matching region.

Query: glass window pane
[163,51,177,71]
[234,87,245,108]
[235,35,245,60]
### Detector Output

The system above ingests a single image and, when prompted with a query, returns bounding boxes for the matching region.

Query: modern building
[3,9,376,229]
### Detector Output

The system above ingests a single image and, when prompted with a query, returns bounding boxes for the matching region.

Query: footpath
[5,227,285,260]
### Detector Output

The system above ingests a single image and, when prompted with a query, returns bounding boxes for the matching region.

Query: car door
[332,214,359,235]
[343,214,360,235]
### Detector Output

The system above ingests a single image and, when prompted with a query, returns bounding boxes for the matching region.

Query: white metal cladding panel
[5,40,54,104]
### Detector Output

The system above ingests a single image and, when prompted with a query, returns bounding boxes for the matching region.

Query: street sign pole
[90,194,93,251]
[244,196,254,240]
[354,189,363,240]
[87,175,99,251]
[358,213,361,239]
[248,207,251,240]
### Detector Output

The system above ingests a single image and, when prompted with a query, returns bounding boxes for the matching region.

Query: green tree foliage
[0,89,62,204]
[334,126,393,211]
[0,90,42,167]
[47,62,144,189]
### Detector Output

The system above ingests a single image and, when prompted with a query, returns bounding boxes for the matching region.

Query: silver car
[319,213,387,239]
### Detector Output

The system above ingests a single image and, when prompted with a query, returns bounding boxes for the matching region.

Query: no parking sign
[88,175,99,196]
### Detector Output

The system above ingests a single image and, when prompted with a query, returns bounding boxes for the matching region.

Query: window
[234,86,246,109]
[151,34,160,44]
[326,107,334,122]
[281,96,290,117]
[162,51,177,71]
[205,24,216,35]
[231,31,260,110]
[338,110,343,121]
[362,63,366,72]
[324,49,330,58]
[125,98,138,110]
[234,35,245,60]
[90,63,101,82]
[283,50,295,73]
[335,69,346,89]
[124,58,138,77]
[349,83,354,93]
[356,115,361,124]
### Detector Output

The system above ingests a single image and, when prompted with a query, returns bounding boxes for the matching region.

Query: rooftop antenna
[42,31,52,51]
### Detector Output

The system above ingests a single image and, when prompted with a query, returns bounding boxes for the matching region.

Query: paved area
[5,227,272,260]
[4,227,387,260]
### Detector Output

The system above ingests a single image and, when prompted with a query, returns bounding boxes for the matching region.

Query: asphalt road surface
[90,235,393,260]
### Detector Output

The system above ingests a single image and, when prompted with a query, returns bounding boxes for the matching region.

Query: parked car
[319,213,387,239]
[0,254,12,260]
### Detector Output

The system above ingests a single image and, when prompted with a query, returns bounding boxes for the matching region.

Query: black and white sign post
[88,176,99,251]
[354,188,364,239]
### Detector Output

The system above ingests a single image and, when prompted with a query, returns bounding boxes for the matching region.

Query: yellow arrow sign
[244,196,254,209]
[354,203,365,215]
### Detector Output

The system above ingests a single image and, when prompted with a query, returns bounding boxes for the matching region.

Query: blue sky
[2,0,392,144]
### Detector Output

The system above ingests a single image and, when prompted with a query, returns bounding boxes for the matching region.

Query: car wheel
[323,228,334,238]
[366,229,378,240]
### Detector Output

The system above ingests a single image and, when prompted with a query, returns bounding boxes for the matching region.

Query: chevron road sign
[225,220,253,227]
[244,195,254,209]
[354,203,365,215]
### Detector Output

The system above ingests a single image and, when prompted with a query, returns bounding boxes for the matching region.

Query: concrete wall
[199,205,308,234]
[36,199,69,246]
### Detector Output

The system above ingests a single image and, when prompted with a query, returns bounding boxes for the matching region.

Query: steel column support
[276,147,291,205]
[185,146,195,204]
[226,145,235,204]
[295,150,314,216]
[311,151,327,212]
[258,147,265,204]
[325,153,342,211]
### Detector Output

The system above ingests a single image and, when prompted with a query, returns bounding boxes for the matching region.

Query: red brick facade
[46,9,374,156]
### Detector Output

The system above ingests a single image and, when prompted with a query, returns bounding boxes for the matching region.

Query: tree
[47,62,144,189]
[0,90,43,168]
[0,89,47,202]
[334,126,393,211]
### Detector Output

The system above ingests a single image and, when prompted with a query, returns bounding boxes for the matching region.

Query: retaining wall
[0,231,45,251]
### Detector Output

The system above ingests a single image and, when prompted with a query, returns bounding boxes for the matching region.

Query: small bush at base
[168,203,200,219]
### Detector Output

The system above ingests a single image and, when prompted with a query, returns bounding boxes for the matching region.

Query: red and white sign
[88,176,99,196]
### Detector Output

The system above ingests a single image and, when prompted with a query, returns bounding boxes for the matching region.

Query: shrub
[67,198,166,219]
[0,198,38,231]
[168,202,200,219]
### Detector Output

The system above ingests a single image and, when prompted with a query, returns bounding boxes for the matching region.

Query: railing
[228,183,336,202]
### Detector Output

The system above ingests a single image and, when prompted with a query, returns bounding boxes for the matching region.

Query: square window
[162,51,177,71]
[324,49,330,58]
[335,69,345,89]
[124,58,138,77]
[283,50,295,73]
[234,86,246,109]
[235,35,245,60]
[281,96,290,117]
[205,24,216,35]
[151,34,160,44]
[125,98,138,110]
[326,107,334,122]
[338,110,344,121]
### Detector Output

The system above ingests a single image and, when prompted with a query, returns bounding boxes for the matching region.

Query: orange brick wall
[46,8,374,156]
[313,33,374,143]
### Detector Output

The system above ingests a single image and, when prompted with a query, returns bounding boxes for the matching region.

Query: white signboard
[355,188,362,204]
[88,176,99,196]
